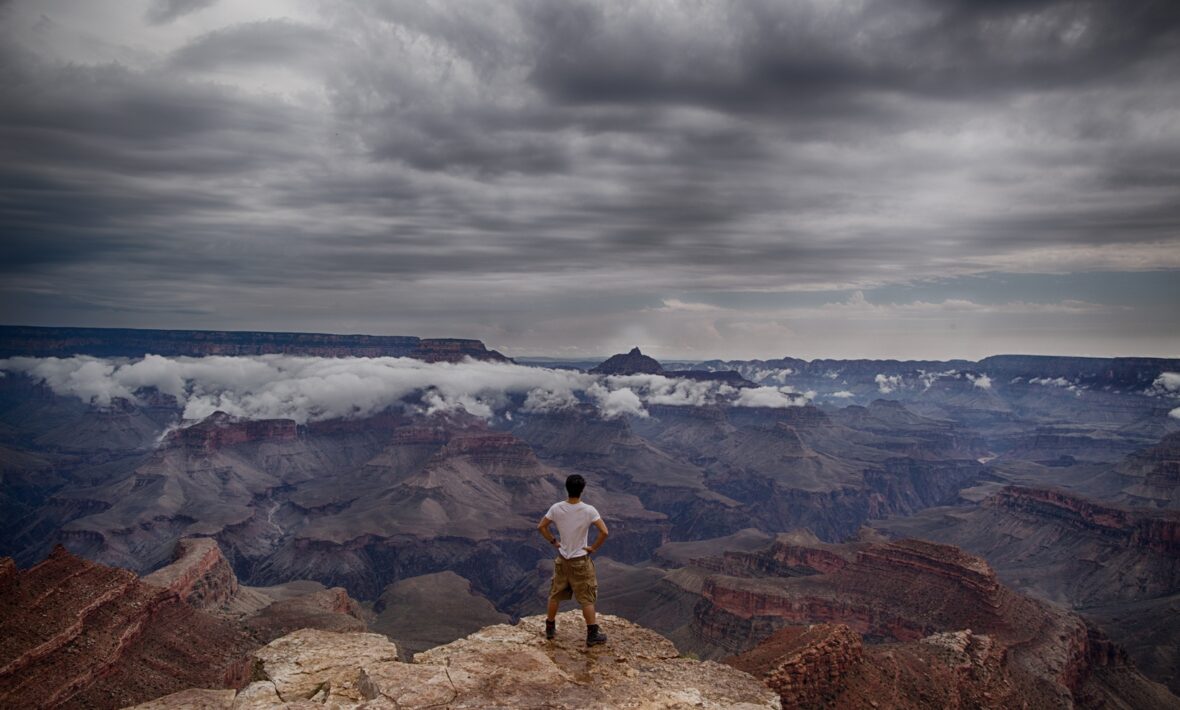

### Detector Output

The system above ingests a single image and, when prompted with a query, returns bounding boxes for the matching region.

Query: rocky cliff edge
[127,611,780,709]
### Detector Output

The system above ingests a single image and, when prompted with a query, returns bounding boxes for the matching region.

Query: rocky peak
[142,537,238,611]
[588,347,756,386]
[590,346,666,375]
[726,623,864,709]
[131,612,781,709]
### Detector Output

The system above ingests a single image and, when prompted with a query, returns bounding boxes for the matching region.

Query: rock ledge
[128,611,780,709]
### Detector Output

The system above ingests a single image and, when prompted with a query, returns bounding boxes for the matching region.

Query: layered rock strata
[676,534,1178,707]
[727,623,864,708]
[142,537,239,611]
[989,485,1180,556]
[143,538,368,642]
[0,546,254,709]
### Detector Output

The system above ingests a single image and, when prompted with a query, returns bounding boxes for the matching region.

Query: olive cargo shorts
[549,554,598,606]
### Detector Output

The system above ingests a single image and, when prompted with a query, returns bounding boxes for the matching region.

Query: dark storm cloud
[1,0,1179,357]
[527,0,1180,108]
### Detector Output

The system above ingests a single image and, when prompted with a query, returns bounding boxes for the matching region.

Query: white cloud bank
[733,386,810,409]
[1152,372,1180,393]
[966,373,992,389]
[0,355,786,423]
[875,374,902,394]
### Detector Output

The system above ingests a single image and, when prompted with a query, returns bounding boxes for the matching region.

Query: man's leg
[545,599,558,639]
[574,558,606,646]
[546,558,566,639]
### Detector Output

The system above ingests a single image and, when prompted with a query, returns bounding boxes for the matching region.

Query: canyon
[1,330,1178,707]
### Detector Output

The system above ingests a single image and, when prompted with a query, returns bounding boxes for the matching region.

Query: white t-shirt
[545,500,601,560]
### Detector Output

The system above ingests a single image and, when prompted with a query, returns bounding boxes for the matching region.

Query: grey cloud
[170,20,337,71]
[2,0,1179,359]
[145,0,218,26]
[526,0,1180,110]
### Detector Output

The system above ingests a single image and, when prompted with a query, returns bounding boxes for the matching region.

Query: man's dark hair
[565,474,586,498]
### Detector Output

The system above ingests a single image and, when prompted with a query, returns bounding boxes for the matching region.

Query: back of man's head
[565,474,586,499]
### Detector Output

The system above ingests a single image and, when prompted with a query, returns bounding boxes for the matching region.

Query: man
[537,474,609,646]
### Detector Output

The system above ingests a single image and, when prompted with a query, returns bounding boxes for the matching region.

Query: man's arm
[537,516,560,550]
[583,518,609,555]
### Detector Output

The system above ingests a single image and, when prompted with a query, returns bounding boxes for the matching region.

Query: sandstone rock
[123,688,236,709]
[250,629,400,703]
[145,612,779,709]
[412,612,780,708]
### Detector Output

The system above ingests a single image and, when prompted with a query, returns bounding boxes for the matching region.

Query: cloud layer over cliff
[0,355,779,423]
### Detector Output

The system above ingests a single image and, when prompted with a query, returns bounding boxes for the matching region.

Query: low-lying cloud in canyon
[0,355,797,424]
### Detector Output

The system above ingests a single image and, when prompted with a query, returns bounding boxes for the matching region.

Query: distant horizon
[2,322,1176,364]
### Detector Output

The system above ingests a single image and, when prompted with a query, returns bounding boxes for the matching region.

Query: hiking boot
[586,624,607,647]
[545,619,556,640]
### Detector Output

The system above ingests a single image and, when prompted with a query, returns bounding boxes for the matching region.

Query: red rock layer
[697,539,1009,647]
[727,624,1031,710]
[168,413,298,450]
[727,624,864,708]
[391,425,451,446]
[990,485,1180,555]
[440,431,544,472]
[142,538,239,611]
[692,539,850,578]
[696,535,1172,708]
[0,546,254,709]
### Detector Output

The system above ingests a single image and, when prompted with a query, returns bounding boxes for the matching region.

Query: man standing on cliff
[537,474,609,646]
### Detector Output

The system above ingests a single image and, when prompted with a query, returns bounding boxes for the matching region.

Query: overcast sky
[1,0,1178,360]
